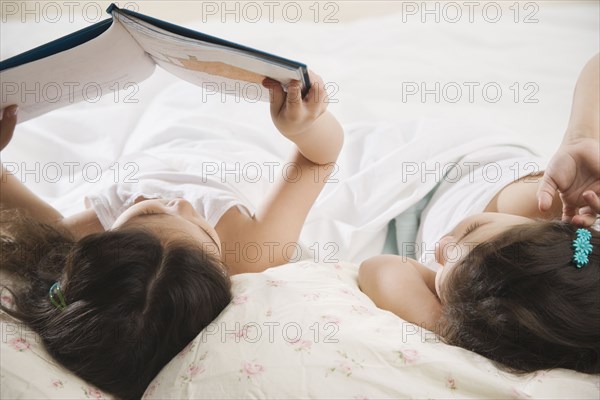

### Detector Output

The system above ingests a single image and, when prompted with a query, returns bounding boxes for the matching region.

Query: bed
[1,1,599,398]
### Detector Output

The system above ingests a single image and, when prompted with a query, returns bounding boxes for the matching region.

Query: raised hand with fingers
[261,72,342,165]
[537,137,600,226]
[0,105,18,152]
[262,72,328,138]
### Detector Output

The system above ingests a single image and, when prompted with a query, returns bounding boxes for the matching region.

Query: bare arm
[0,105,104,239]
[216,73,344,274]
[484,173,563,219]
[564,53,599,140]
[487,54,600,224]
[358,255,441,332]
[0,106,64,224]
[535,54,600,225]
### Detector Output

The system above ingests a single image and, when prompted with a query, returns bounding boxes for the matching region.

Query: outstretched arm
[537,53,600,225]
[0,106,64,224]
[485,54,600,225]
[216,72,344,274]
[563,53,599,140]
[358,255,441,332]
[0,105,103,239]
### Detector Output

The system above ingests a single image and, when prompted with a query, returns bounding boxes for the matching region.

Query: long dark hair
[439,221,599,374]
[0,208,231,399]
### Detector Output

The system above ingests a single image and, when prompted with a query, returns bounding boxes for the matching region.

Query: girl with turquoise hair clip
[360,54,600,376]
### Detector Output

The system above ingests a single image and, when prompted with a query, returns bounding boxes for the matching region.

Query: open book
[0,3,310,123]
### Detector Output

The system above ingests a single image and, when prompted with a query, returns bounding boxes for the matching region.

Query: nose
[166,198,187,207]
[165,198,197,217]
[436,235,456,266]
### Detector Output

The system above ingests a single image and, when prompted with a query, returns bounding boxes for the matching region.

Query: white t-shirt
[416,146,547,268]
[84,152,258,230]
[80,96,295,230]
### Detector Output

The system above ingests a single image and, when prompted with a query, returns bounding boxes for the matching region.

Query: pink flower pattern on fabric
[321,314,341,325]
[82,386,104,399]
[9,338,30,352]
[142,382,160,399]
[326,350,364,378]
[233,325,257,340]
[397,348,419,364]
[180,362,206,385]
[266,279,286,287]
[177,340,196,358]
[289,339,313,353]
[445,375,457,390]
[510,387,533,399]
[232,294,249,305]
[240,360,265,380]
[50,379,64,389]
[188,363,205,378]
[303,292,321,301]
[351,305,373,316]
[340,288,358,298]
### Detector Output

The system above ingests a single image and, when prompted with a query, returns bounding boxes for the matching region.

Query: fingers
[305,72,328,117]
[569,191,600,227]
[583,190,600,213]
[537,173,558,212]
[0,105,18,152]
[262,71,329,137]
[262,77,285,115]
[572,206,597,227]
[285,80,302,112]
[560,193,577,222]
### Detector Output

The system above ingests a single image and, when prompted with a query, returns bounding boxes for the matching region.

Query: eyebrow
[457,221,490,243]
[129,213,221,249]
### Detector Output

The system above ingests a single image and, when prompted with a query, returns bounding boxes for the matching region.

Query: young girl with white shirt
[0,72,343,399]
[359,54,600,375]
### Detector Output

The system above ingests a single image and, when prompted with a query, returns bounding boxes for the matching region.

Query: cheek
[436,236,458,265]
[111,212,134,230]
[434,268,443,297]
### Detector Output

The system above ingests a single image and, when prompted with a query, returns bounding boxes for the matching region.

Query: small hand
[573,190,600,227]
[262,71,328,138]
[537,137,600,226]
[0,105,18,151]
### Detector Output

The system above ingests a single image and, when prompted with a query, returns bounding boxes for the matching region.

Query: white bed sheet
[1,2,599,261]
[1,2,599,399]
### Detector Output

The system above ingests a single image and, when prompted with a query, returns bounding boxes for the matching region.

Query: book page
[0,19,155,123]
[113,11,305,102]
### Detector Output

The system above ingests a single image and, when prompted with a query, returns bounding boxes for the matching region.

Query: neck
[61,209,105,239]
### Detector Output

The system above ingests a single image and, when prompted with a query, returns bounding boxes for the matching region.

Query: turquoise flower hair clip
[49,281,67,311]
[572,228,593,269]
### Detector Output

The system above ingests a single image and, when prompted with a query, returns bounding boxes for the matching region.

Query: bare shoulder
[214,205,254,245]
[484,172,563,219]
[360,255,436,293]
[358,255,441,332]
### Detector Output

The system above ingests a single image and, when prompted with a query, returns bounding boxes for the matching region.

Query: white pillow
[2,262,599,399]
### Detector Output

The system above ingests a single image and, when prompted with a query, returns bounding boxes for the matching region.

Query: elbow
[358,255,386,296]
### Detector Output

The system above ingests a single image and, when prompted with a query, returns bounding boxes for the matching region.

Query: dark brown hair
[0,208,231,399]
[439,220,599,374]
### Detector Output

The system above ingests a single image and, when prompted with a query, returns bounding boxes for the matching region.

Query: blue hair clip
[572,228,593,269]
[49,282,67,311]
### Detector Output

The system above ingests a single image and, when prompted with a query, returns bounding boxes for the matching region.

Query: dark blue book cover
[1,4,309,78]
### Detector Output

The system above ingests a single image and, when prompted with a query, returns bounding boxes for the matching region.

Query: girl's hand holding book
[262,71,343,165]
[0,105,18,152]
[262,71,328,138]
